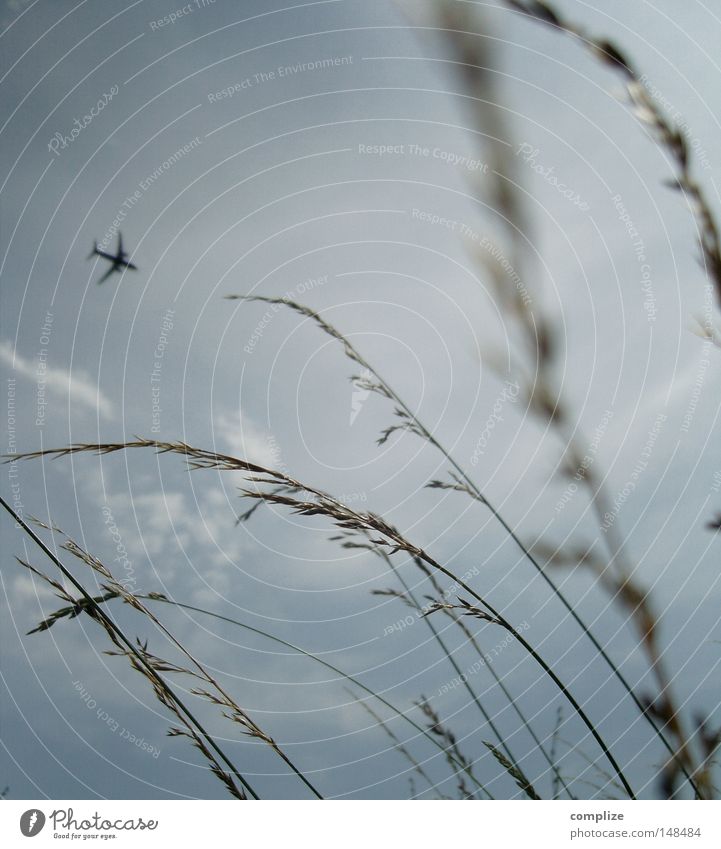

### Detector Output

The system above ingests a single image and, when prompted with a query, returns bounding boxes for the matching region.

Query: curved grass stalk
[396,541,636,799]
[224,293,681,793]
[500,0,721,311]
[416,697,481,799]
[407,551,574,797]
[473,0,715,795]
[10,440,635,797]
[36,518,324,800]
[347,690,452,799]
[374,546,572,798]
[449,0,713,799]
[25,582,493,798]
[155,597,491,797]
[1,496,257,800]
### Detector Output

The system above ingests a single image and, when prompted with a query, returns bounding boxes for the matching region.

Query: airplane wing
[96,265,116,285]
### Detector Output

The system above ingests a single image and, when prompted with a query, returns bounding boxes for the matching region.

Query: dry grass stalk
[550,706,564,800]
[223,293,672,795]
[496,0,721,552]
[422,596,502,625]
[346,688,451,799]
[367,546,525,797]
[500,0,721,309]
[26,512,538,800]
[32,578,501,798]
[434,1,709,796]
[10,439,636,797]
[417,698,479,799]
[404,551,573,797]
[40,519,324,800]
[557,734,625,801]
[0,499,254,799]
[483,740,541,800]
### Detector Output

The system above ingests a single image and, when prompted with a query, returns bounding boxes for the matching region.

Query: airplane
[89,232,138,284]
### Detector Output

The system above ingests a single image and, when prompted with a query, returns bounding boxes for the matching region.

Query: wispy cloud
[0,338,114,419]
[214,410,279,467]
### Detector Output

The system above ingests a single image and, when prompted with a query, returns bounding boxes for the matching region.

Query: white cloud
[0,338,114,419]
[213,410,279,468]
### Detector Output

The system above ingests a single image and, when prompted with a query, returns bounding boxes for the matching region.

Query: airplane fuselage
[93,248,137,270]
[90,232,138,283]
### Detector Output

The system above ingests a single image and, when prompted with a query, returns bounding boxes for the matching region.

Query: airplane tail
[87,241,98,259]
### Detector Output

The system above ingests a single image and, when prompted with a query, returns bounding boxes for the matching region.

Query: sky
[1,0,721,801]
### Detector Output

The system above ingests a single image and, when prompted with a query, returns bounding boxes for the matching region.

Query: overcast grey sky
[2,0,721,800]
